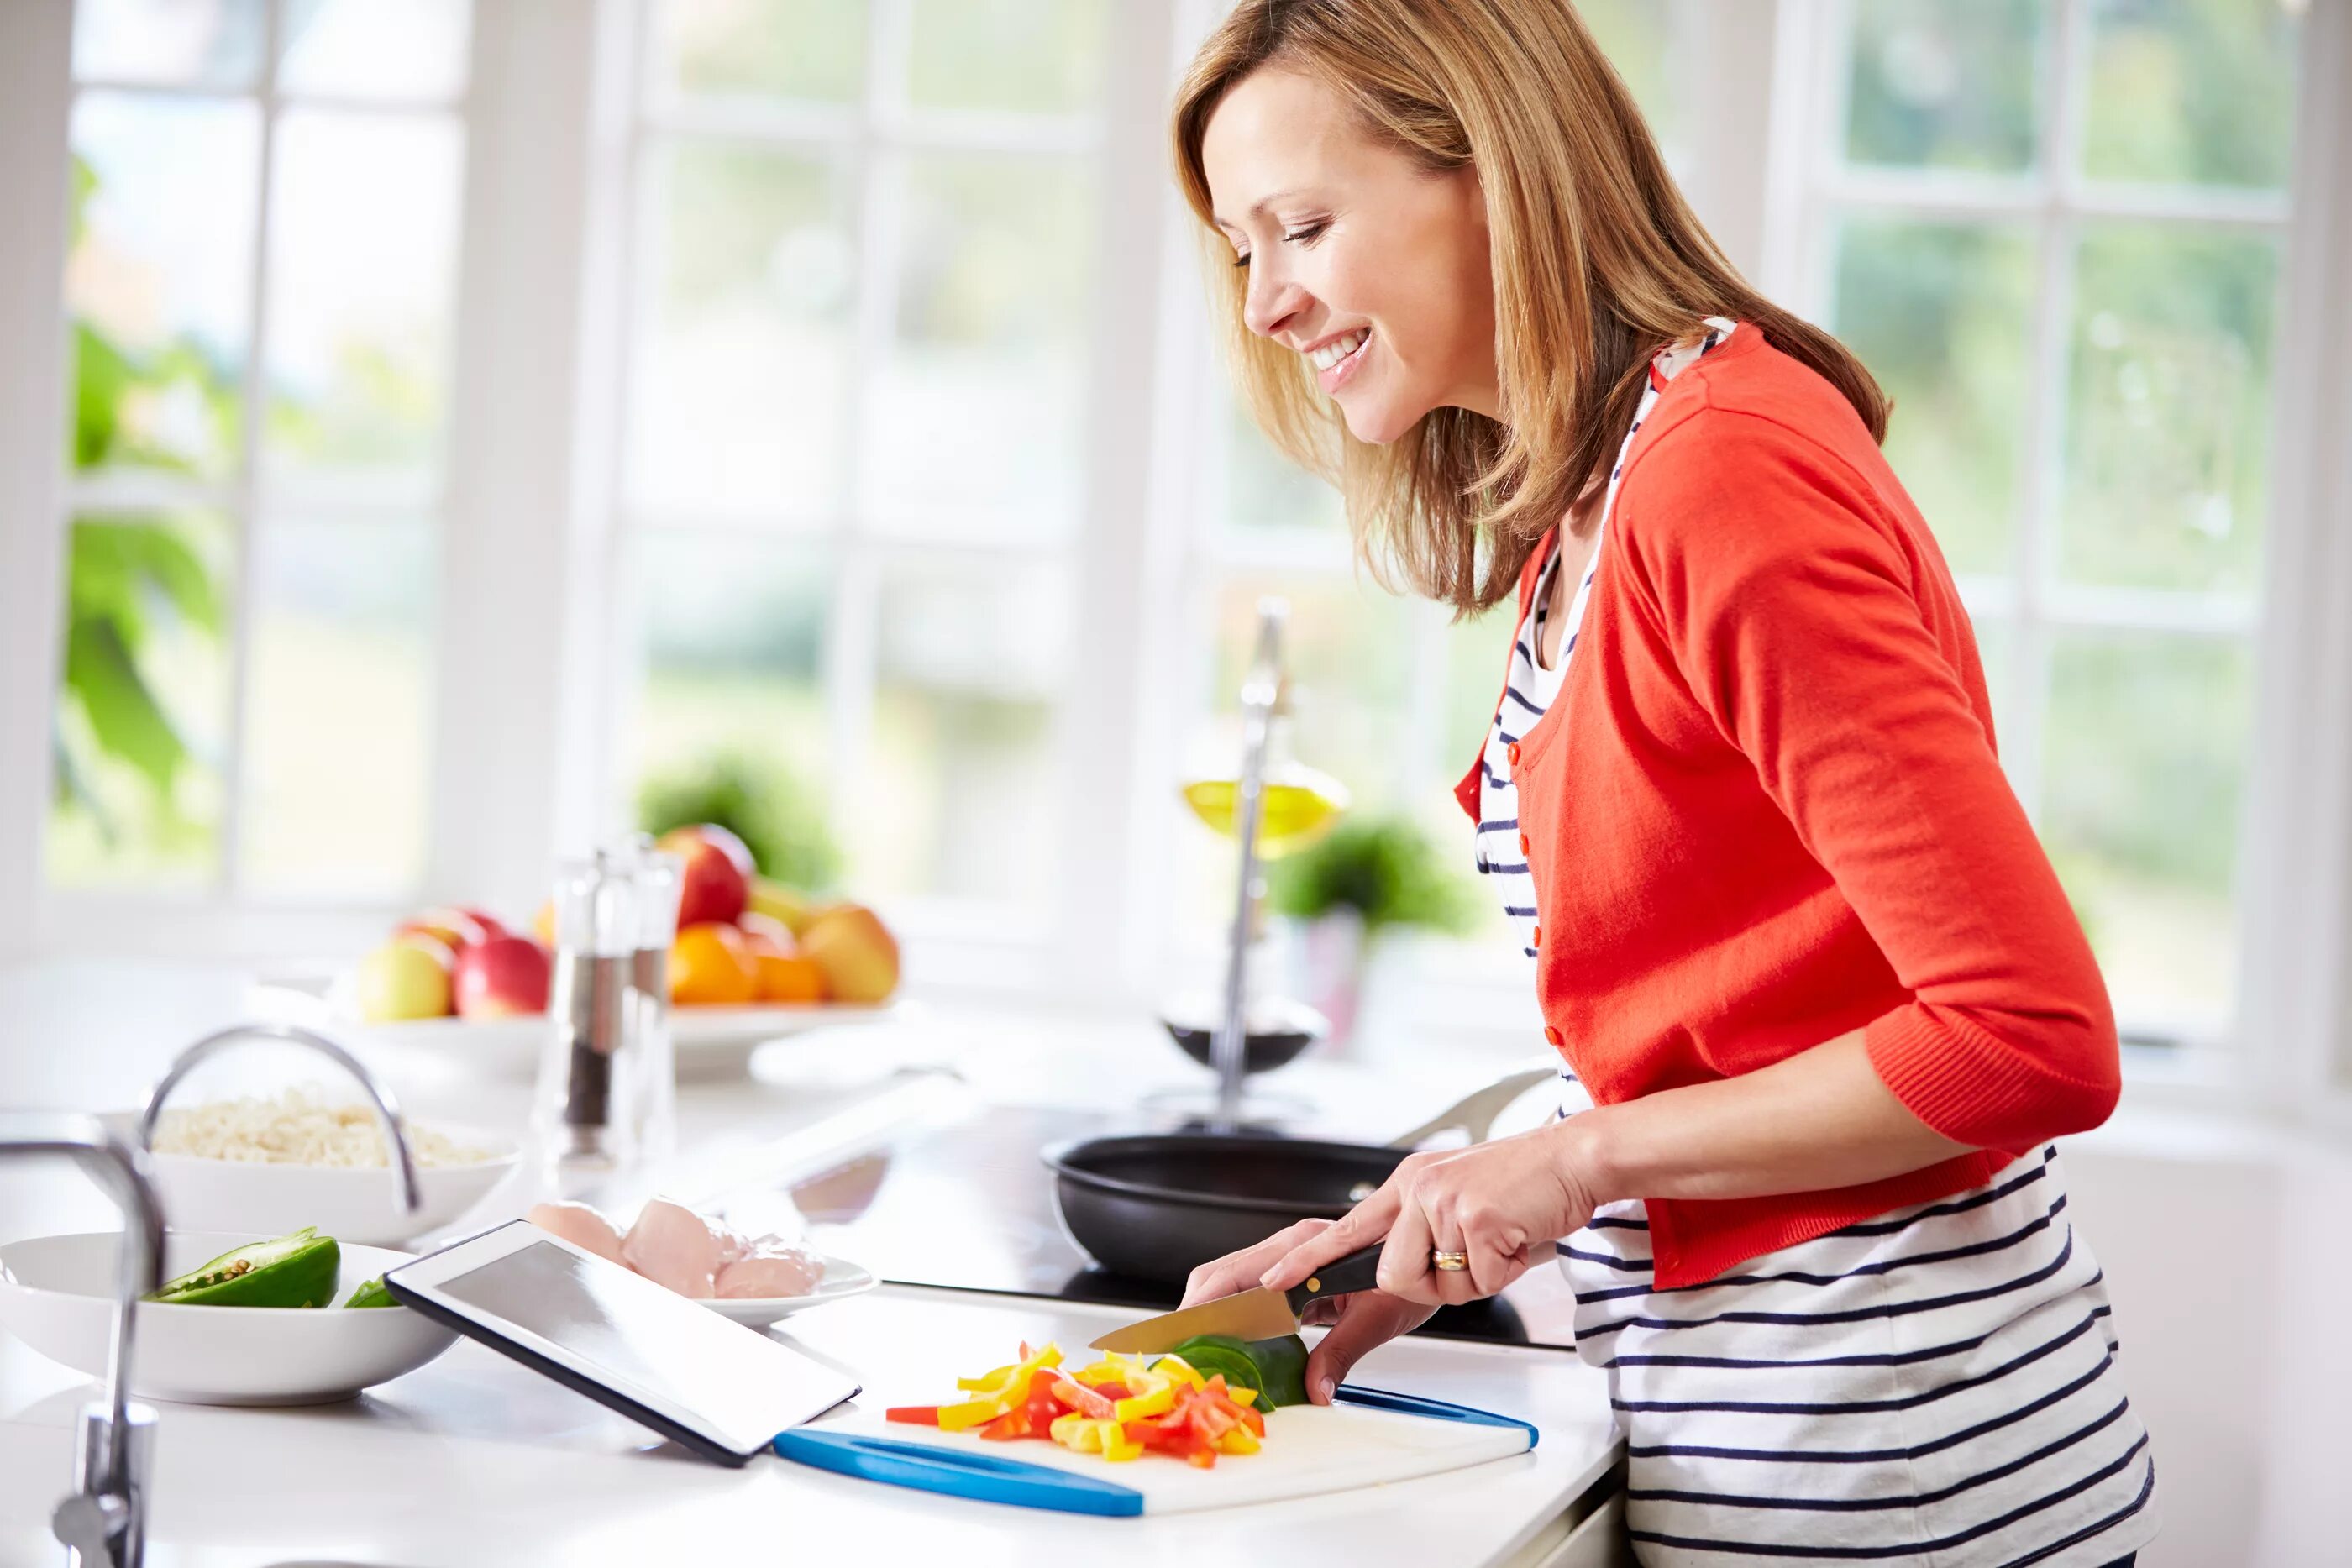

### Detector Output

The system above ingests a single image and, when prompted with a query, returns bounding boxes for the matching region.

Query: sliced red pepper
[885,1406,942,1425]
[1051,1377,1116,1419]
[979,1408,1032,1441]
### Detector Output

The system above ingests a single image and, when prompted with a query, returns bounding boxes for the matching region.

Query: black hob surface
[788,1101,1581,1351]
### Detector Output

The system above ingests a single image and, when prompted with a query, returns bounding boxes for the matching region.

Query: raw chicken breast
[715,1243,823,1299]
[620,1198,728,1297]
[527,1201,624,1264]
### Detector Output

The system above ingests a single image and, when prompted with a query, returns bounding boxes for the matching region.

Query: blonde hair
[1173,0,1888,616]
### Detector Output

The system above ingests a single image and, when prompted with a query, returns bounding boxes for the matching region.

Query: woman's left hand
[1260,1120,1604,1306]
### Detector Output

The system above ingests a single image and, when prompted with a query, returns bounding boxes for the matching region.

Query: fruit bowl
[248,973,906,1081]
[0,1231,457,1406]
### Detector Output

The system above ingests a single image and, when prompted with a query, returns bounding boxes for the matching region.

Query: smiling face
[1200,68,1499,443]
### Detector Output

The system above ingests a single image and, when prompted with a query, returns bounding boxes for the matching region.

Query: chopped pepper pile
[886,1342,1269,1468]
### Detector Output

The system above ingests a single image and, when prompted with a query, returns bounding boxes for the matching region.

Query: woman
[1171,3,2156,1564]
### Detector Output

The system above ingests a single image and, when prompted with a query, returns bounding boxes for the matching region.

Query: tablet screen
[437,1237,852,1455]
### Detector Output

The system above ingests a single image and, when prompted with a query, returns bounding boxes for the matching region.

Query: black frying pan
[1040,1067,1557,1286]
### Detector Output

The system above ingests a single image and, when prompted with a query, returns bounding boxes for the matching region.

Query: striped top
[1475,319,1733,969]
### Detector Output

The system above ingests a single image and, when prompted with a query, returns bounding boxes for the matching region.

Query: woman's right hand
[1180,1218,1436,1404]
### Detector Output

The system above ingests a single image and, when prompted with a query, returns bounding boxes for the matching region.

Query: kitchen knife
[1088,1243,1386,1353]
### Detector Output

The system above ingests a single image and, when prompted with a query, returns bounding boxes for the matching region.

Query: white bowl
[249,971,906,1081]
[0,1231,458,1406]
[696,1253,879,1326]
[118,1117,521,1247]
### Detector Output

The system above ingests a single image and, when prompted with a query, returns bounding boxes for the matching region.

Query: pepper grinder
[623,836,683,1168]
[538,851,638,1180]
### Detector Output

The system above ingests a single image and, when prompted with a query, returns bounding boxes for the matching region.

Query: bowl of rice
[129,1089,521,1245]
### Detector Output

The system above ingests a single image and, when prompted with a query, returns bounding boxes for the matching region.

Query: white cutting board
[769,1289,1539,1516]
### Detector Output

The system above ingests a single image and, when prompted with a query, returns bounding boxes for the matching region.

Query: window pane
[2082,0,2298,190]
[66,93,260,483]
[630,142,854,520]
[628,533,833,812]
[1844,0,2044,173]
[2061,225,2280,595]
[1575,0,1681,153]
[859,557,1074,907]
[906,0,1105,115]
[1830,217,2034,577]
[652,0,866,105]
[1226,396,1341,533]
[278,0,472,103]
[264,110,465,499]
[74,0,264,88]
[1967,611,2017,749]
[48,512,234,889]
[2042,630,2250,1028]
[865,154,1095,534]
[239,522,434,895]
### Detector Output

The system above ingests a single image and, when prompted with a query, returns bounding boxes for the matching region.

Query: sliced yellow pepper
[1218,1427,1261,1455]
[1148,1354,1205,1392]
[957,1343,1062,1392]
[937,1394,1016,1431]
[1074,1353,1143,1387]
[1111,1384,1176,1423]
[1049,1413,1130,1455]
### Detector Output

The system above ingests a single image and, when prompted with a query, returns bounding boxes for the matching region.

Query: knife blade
[1088,1244,1386,1354]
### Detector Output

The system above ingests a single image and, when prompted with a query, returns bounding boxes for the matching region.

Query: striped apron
[1475,324,2159,1565]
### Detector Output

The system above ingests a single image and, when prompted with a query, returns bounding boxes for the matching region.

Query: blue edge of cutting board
[769,1386,1541,1518]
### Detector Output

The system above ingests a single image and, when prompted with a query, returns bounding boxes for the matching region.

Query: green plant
[1267,815,1477,936]
[638,750,843,892]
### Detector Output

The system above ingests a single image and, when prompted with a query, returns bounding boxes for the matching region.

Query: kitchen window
[42,0,471,905]
[1,0,2347,1109]
[604,0,1105,931]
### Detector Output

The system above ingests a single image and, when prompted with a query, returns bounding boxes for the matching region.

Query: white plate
[696,1253,879,1325]
[111,1114,520,1247]
[248,972,903,1081]
[0,1231,458,1406]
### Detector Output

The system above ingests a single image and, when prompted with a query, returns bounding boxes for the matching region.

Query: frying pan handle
[1283,1242,1384,1310]
[1385,1066,1561,1150]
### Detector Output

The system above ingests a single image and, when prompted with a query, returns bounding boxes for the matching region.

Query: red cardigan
[1457,326,2121,1288]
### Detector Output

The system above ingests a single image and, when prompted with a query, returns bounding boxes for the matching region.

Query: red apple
[658,826,750,927]
[397,905,507,952]
[453,934,553,1019]
[659,823,754,878]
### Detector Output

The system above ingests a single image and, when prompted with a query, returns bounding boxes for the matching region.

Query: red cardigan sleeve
[1616,406,2121,1155]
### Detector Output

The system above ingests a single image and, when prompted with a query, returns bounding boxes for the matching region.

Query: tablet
[387,1219,860,1466]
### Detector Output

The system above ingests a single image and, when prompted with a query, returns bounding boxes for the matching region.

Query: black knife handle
[1282,1243,1385,1312]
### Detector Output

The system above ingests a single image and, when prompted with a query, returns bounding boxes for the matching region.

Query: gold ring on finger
[1431,1250,1470,1272]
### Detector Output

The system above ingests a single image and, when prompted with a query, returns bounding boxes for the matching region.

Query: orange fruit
[669,922,756,1006]
[753,949,826,1004]
[738,920,825,1004]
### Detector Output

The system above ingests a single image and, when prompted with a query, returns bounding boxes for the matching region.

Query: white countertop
[0,959,1623,1565]
[0,1284,1620,1567]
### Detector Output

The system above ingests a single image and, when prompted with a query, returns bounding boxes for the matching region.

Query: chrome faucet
[0,1113,164,1568]
[137,1022,423,1217]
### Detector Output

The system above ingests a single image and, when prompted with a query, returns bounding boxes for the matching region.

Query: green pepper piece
[342,1275,396,1309]
[1163,1333,1312,1408]
[146,1227,341,1309]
